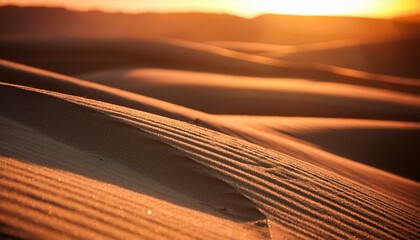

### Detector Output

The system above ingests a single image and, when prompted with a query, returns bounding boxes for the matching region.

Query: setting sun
[239,0,368,16]
[241,0,420,17]
[0,0,419,18]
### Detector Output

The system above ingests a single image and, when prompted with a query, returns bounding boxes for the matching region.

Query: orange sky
[0,0,419,18]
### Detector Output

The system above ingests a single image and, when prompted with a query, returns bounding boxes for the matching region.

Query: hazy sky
[1,0,419,18]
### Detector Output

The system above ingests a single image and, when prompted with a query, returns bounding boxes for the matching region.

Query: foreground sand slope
[1,83,419,239]
[0,156,266,240]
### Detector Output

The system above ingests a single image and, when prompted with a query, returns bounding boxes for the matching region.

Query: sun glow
[234,0,420,17]
[0,0,419,18]
[244,0,365,16]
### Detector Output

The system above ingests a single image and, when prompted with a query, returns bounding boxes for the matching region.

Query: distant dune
[80,68,420,121]
[1,6,419,44]
[395,14,420,24]
[280,36,420,79]
[1,38,419,95]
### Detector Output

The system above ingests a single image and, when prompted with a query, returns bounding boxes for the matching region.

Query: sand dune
[0,38,286,76]
[1,156,268,239]
[1,38,419,95]
[1,82,419,239]
[0,59,208,124]
[2,6,417,44]
[395,14,420,24]
[211,117,420,208]
[281,36,420,79]
[219,116,420,180]
[1,59,419,209]
[81,68,420,121]
[209,36,403,57]
[207,41,295,55]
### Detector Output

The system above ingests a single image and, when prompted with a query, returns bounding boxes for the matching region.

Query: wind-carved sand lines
[0,83,271,239]
[3,83,416,239]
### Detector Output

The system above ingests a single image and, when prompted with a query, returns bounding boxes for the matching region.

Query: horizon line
[1,4,419,20]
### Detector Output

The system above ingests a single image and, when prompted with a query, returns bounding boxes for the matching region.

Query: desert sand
[0,6,419,240]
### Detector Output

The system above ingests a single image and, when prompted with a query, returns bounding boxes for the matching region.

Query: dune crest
[81,67,420,121]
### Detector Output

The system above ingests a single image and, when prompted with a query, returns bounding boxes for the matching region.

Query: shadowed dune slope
[81,68,420,121]
[1,38,419,94]
[0,38,283,77]
[0,59,209,123]
[1,83,419,239]
[281,37,420,79]
[219,116,420,181]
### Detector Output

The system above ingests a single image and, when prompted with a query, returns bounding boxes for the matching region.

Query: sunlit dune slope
[1,59,419,209]
[81,68,420,121]
[219,116,420,181]
[207,41,295,55]
[1,38,419,94]
[209,36,405,57]
[1,83,419,239]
